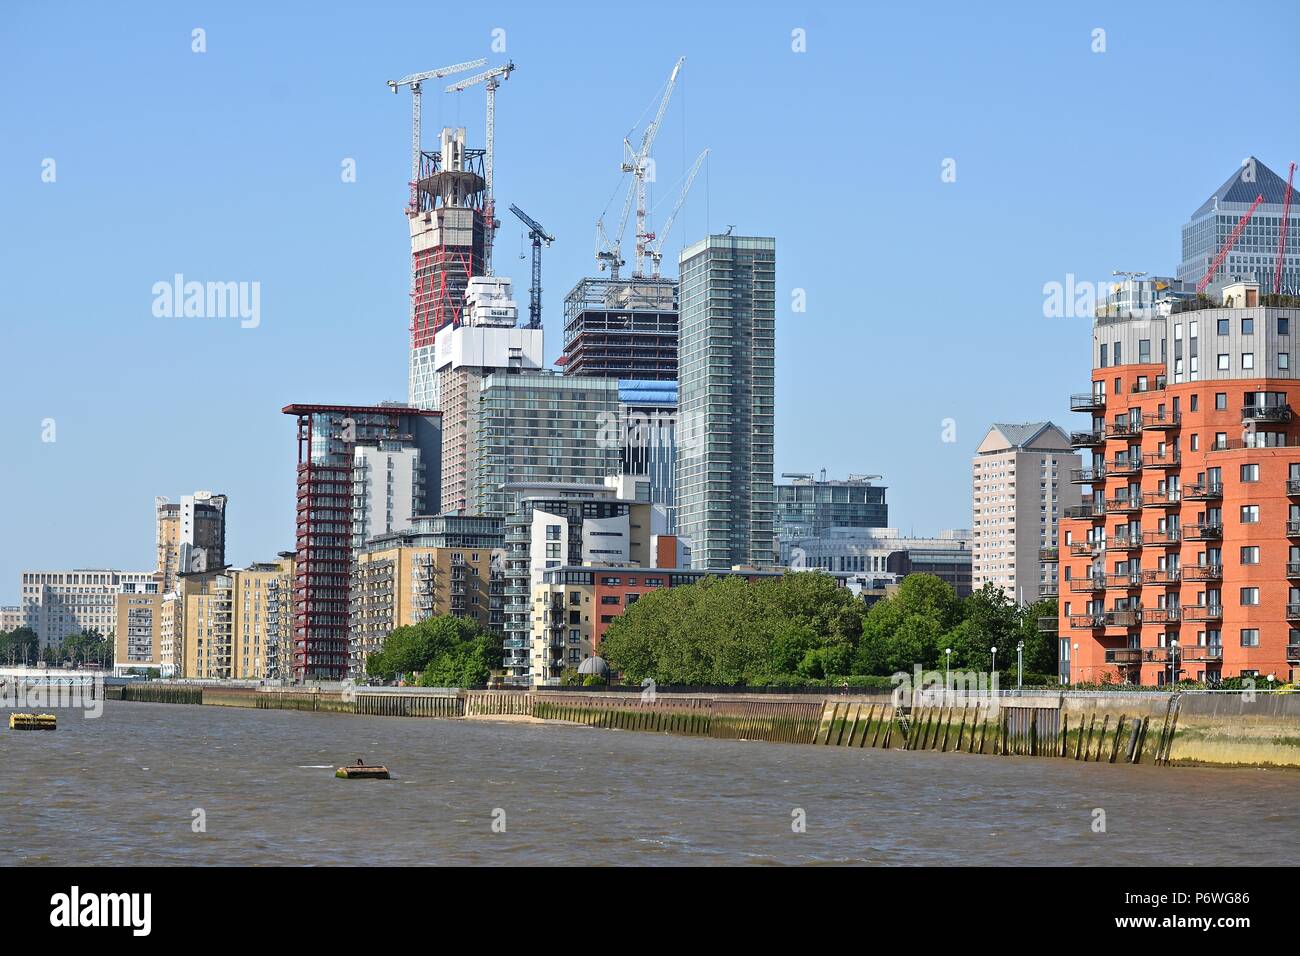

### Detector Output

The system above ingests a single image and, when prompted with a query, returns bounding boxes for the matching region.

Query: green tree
[366,616,501,687]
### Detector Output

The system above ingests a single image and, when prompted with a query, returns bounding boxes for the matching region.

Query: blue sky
[2,0,1298,602]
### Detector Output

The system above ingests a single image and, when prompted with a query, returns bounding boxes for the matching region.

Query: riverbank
[103,683,1300,770]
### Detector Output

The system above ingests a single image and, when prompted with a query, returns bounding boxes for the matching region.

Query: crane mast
[1275,162,1296,296]
[509,204,554,329]
[386,59,486,180]
[446,61,516,276]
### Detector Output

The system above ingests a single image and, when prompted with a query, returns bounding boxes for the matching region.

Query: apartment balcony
[1181,644,1223,662]
[1070,466,1106,484]
[1069,574,1105,593]
[1069,614,1105,630]
[1241,404,1292,424]
[1288,562,1300,578]
[1184,482,1223,501]
[1065,504,1105,521]
[1185,523,1223,541]
[1070,393,1106,413]
[1040,583,1059,598]
[1289,519,1300,537]
[1140,568,1181,586]
[1103,495,1141,514]
[1070,428,1106,449]
[1104,610,1141,628]
[1105,572,1142,590]
[1287,604,1300,621]
[1288,643,1300,663]
[1068,541,1100,557]
[1142,491,1181,509]
[1143,411,1181,432]
[1142,452,1181,471]
[1038,546,1059,562]
[1105,532,1142,551]
[1106,420,1143,439]
[1288,479,1300,496]
[1105,648,1143,665]
[1105,456,1143,476]
[1037,616,1059,633]
[1141,528,1181,547]
[1182,604,1224,622]
[1141,607,1181,625]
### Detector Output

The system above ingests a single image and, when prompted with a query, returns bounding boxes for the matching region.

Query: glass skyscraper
[675,234,776,569]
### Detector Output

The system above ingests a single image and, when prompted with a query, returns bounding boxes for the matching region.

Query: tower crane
[446,61,516,276]
[386,59,486,180]
[509,204,554,329]
[1274,162,1296,296]
[1197,193,1265,294]
[595,56,685,280]
[647,148,709,277]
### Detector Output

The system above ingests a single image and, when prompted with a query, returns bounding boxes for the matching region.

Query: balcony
[1184,482,1222,501]
[1070,393,1106,413]
[1181,644,1223,662]
[1105,532,1142,551]
[1104,610,1141,628]
[1070,429,1105,449]
[1040,583,1059,598]
[1184,523,1223,541]
[1105,572,1142,589]
[1142,452,1181,470]
[1288,562,1300,578]
[1069,614,1105,630]
[1065,504,1105,520]
[1289,479,1300,496]
[1182,604,1224,622]
[1287,604,1300,621]
[1103,495,1140,514]
[1141,528,1181,547]
[1241,404,1292,424]
[1288,644,1300,663]
[1037,616,1059,632]
[1140,568,1181,586]
[1106,420,1143,439]
[1068,575,1105,593]
[1143,411,1181,432]
[1038,546,1059,562]
[1141,607,1181,625]
[1105,648,1143,665]
[1142,491,1181,509]
[1105,456,1143,476]
[1068,541,1100,557]
[1289,520,1300,537]
[1070,467,1106,484]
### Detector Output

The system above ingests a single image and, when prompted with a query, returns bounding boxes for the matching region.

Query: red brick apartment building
[1057,281,1300,685]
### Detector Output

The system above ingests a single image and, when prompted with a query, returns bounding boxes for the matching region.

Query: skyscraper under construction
[408,128,488,409]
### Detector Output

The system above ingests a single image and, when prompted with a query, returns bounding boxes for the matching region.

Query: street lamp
[1168,639,1179,688]
[1017,641,1024,689]
[944,647,952,691]
[1071,642,1079,685]
[990,645,998,681]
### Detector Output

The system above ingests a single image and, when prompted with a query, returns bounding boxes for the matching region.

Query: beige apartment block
[176,559,289,680]
[972,422,1081,603]
[114,586,161,669]
[156,491,228,593]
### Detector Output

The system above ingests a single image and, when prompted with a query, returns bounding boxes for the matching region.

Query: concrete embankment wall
[110,684,1300,769]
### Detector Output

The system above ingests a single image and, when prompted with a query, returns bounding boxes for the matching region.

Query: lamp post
[990,645,998,680]
[1168,639,1179,688]
[944,647,952,691]
[1017,641,1024,689]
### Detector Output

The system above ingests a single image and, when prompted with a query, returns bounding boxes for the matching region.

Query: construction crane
[446,61,516,276]
[509,204,554,329]
[1274,162,1296,296]
[647,148,709,277]
[386,59,486,180]
[595,56,685,279]
[1197,193,1265,294]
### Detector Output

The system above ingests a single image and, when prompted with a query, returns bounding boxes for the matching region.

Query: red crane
[1274,162,1296,296]
[1197,193,1266,294]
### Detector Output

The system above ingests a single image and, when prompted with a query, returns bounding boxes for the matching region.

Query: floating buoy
[10,713,56,730]
[336,765,390,779]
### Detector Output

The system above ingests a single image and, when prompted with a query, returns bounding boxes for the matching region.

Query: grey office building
[776,472,888,539]
[676,234,776,569]
[1178,157,1299,295]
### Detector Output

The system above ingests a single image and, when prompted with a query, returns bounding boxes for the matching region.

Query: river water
[4,700,1297,865]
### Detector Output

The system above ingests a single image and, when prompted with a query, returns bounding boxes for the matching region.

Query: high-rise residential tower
[675,234,776,569]
[1059,278,1300,686]
[971,423,1081,603]
[156,491,228,592]
[282,403,441,680]
[1178,157,1299,296]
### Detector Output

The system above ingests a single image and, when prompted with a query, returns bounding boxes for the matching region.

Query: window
[1281,353,1291,370]
[1215,392,1227,410]
[1240,546,1260,565]
[1139,339,1151,363]
[1240,505,1260,523]
[1242,317,1254,335]
[1240,629,1260,647]
[1240,588,1260,606]
[1280,316,1291,336]
[600,595,620,605]
[1217,318,1229,335]
[1243,353,1255,370]
[1190,394,1199,411]
[1241,463,1259,482]
[1217,354,1230,370]
[1099,344,1108,368]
